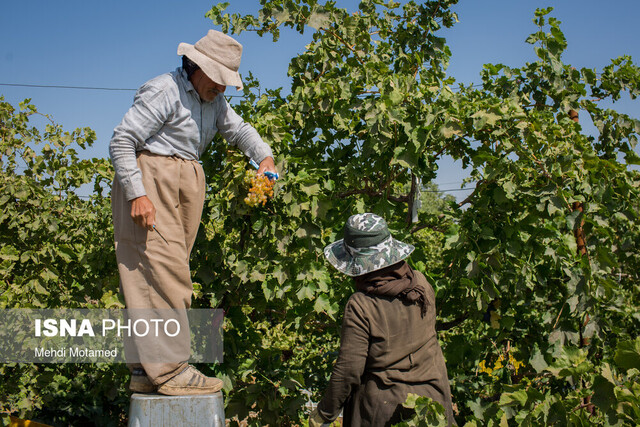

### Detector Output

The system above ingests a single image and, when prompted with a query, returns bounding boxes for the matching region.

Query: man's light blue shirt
[110,68,273,200]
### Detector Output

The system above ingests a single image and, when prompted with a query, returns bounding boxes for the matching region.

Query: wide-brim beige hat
[177,29,244,90]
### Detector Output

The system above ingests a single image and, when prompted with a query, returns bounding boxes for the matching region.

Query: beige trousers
[112,151,206,384]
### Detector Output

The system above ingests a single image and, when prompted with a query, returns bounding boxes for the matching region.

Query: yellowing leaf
[308,11,330,30]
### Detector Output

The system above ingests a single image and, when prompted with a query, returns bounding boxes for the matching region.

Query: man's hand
[257,156,277,176]
[308,408,330,427]
[130,195,156,231]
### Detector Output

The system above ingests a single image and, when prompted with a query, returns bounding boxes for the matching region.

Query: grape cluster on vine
[244,171,274,207]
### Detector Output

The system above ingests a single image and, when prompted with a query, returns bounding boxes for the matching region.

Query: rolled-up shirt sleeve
[317,297,370,423]
[215,98,273,164]
[109,85,172,201]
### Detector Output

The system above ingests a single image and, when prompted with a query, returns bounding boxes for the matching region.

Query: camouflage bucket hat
[324,213,415,277]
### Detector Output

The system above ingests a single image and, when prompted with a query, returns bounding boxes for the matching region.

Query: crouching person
[309,213,456,426]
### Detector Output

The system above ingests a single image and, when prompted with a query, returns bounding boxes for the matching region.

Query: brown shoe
[129,369,156,393]
[156,365,223,396]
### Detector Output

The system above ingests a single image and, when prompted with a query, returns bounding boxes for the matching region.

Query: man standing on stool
[110,30,277,395]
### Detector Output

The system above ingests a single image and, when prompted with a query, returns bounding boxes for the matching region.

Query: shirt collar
[177,67,197,94]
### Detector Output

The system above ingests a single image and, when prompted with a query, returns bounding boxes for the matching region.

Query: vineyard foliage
[2,0,640,425]
[0,99,127,424]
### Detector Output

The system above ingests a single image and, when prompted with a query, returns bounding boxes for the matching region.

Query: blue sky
[1,0,639,195]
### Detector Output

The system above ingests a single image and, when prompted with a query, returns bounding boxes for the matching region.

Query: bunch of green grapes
[244,171,274,207]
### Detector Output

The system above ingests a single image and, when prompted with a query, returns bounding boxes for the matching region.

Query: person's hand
[308,407,329,427]
[257,156,277,176]
[130,195,156,231]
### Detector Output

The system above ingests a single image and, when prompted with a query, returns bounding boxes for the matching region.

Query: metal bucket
[128,392,224,427]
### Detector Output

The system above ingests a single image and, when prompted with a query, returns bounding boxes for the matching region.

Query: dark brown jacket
[317,271,455,426]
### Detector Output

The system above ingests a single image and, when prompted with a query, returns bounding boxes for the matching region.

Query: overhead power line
[5,80,482,103]
[0,83,137,91]
[1,81,482,94]
[428,187,475,193]
[0,82,250,98]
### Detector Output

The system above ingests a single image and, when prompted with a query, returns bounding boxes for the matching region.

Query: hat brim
[177,43,243,90]
[323,237,415,277]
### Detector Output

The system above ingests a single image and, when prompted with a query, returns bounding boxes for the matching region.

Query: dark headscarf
[354,261,428,316]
